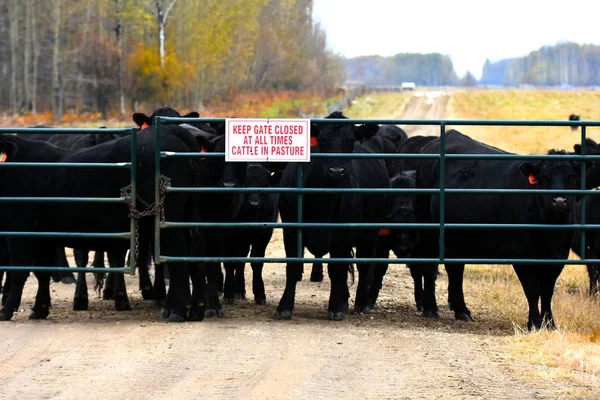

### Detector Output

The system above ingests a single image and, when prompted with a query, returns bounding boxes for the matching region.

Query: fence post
[580,125,587,259]
[297,162,304,258]
[154,118,162,265]
[128,127,138,274]
[439,123,446,263]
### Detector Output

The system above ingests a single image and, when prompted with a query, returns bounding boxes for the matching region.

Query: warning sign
[225,118,311,162]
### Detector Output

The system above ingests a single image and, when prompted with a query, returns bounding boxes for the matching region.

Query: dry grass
[344,92,412,119]
[447,88,600,389]
[447,88,600,154]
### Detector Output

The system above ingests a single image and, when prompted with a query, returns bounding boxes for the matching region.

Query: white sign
[225,118,311,162]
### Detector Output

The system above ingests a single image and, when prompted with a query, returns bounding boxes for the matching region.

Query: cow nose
[328,167,346,181]
[222,181,236,188]
[249,199,261,208]
[552,196,567,210]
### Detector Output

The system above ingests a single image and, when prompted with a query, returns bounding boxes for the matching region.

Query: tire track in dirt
[400,90,450,137]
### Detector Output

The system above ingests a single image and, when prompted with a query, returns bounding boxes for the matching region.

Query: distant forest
[0,0,342,120]
[342,53,459,86]
[479,42,600,86]
[343,42,600,88]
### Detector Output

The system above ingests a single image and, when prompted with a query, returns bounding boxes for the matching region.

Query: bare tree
[8,1,19,116]
[115,0,126,117]
[31,0,38,116]
[148,0,177,69]
[52,0,64,122]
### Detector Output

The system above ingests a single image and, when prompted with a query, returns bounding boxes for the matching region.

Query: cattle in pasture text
[411,129,581,330]
[276,111,389,321]
[0,124,207,322]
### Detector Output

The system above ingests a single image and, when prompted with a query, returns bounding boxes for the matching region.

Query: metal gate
[0,127,139,274]
[154,116,600,267]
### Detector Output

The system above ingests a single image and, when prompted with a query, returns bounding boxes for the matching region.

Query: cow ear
[519,161,541,179]
[132,113,151,128]
[195,134,220,153]
[0,138,18,161]
[182,111,200,118]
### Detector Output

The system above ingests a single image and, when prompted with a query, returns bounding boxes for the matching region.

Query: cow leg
[588,264,600,296]
[107,250,131,311]
[2,273,12,306]
[310,262,324,282]
[30,270,52,320]
[540,265,563,330]
[222,261,239,304]
[408,265,424,312]
[187,261,207,322]
[0,271,4,294]
[0,270,28,321]
[91,251,106,296]
[446,263,473,321]
[163,231,194,322]
[234,264,246,300]
[366,239,390,311]
[216,265,224,297]
[153,264,167,312]
[55,248,76,284]
[250,245,267,305]
[275,228,303,320]
[72,249,90,311]
[354,239,377,314]
[327,247,351,321]
[513,264,542,331]
[137,251,154,301]
[205,262,224,318]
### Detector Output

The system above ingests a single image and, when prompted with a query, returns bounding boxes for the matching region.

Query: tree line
[480,42,600,86]
[0,0,342,121]
[342,53,459,87]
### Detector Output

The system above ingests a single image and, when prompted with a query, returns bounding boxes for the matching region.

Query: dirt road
[0,92,594,399]
[400,90,450,137]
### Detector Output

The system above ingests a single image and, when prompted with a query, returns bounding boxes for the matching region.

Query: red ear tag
[201,146,207,160]
[528,175,538,185]
[310,137,319,147]
[140,122,150,130]
[379,228,391,236]
[0,152,6,163]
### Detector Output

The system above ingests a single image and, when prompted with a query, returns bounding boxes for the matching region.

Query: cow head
[132,107,200,129]
[384,171,418,257]
[519,149,580,215]
[242,163,282,211]
[311,111,378,184]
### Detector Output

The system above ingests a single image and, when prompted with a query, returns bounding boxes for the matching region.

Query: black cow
[398,135,438,172]
[275,111,389,321]
[366,170,419,311]
[412,129,580,330]
[569,114,580,131]
[193,131,247,317]
[377,125,408,151]
[222,163,282,305]
[0,124,207,322]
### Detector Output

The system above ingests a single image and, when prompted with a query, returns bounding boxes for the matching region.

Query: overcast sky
[312,0,600,79]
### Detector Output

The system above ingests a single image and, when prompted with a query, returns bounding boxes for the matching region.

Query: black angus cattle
[306,130,400,284]
[412,129,581,330]
[366,170,419,311]
[222,163,282,305]
[377,125,408,151]
[276,111,389,321]
[569,114,580,131]
[572,138,600,295]
[398,135,437,171]
[193,131,247,317]
[0,124,207,322]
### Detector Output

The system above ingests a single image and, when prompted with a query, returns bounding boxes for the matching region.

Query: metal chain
[121,175,171,263]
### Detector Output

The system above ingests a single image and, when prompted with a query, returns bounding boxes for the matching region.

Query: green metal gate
[0,127,139,274]
[153,116,600,267]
